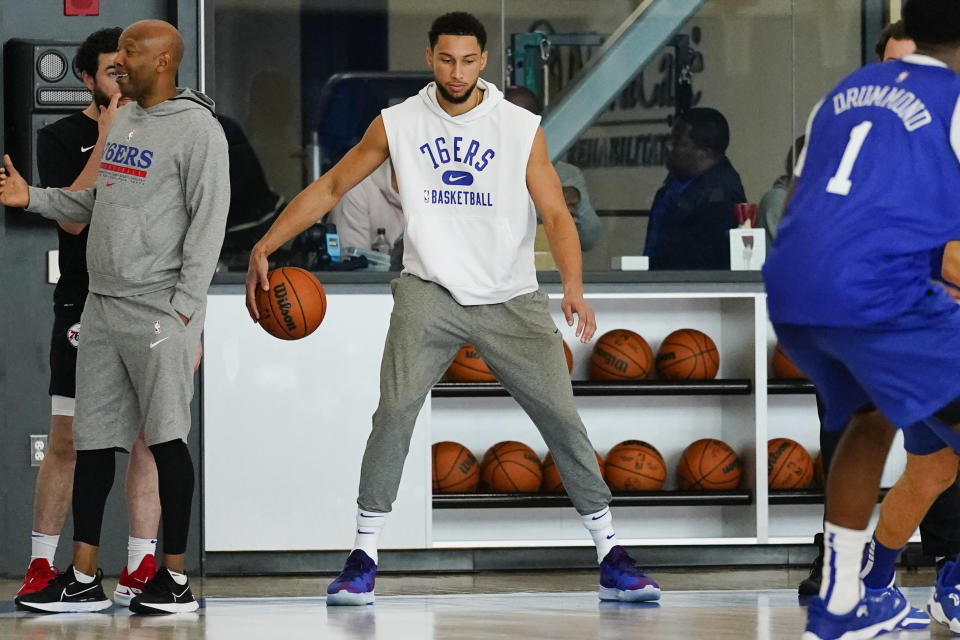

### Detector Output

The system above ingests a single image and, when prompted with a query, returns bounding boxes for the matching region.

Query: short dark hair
[784,134,806,176]
[678,107,730,156]
[429,12,487,51]
[504,86,542,115]
[903,0,960,49]
[875,20,909,59]
[75,27,122,78]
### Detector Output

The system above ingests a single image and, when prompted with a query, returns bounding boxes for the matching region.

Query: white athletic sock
[581,508,617,563]
[167,569,187,585]
[30,531,59,564]
[353,509,387,564]
[127,536,157,572]
[72,567,95,584]
[820,521,868,615]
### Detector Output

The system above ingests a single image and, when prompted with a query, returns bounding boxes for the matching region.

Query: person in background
[15,26,162,608]
[4,19,229,615]
[503,86,602,251]
[643,108,745,270]
[326,158,403,251]
[759,135,805,246]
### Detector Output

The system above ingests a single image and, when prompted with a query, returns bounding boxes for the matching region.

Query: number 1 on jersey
[826,121,873,196]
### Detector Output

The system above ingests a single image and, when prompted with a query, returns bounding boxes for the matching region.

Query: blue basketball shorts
[773,315,960,455]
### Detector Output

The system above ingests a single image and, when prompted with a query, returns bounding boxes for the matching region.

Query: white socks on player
[820,521,868,615]
[353,509,387,564]
[128,536,157,572]
[72,566,95,583]
[31,531,59,564]
[582,508,617,563]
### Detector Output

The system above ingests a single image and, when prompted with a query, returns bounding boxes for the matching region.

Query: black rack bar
[432,379,753,398]
[768,488,889,505]
[433,490,753,509]
[767,379,816,395]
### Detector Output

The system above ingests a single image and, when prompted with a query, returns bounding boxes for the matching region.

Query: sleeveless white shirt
[381,79,541,305]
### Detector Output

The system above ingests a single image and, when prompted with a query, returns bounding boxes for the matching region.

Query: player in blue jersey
[763,1,960,638]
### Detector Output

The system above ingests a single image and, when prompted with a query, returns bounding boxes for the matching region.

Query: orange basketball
[447,344,496,382]
[677,438,741,490]
[655,329,720,380]
[255,267,326,340]
[432,441,479,493]
[563,340,574,374]
[768,438,814,489]
[604,440,666,491]
[480,441,542,493]
[772,343,805,379]
[813,451,825,488]
[589,329,653,380]
[541,450,604,494]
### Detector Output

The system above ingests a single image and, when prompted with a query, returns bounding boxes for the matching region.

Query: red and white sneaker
[16,558,60,597]
[113,554,157,606]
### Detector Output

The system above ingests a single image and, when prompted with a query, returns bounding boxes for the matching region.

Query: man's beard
[92,86,111,109]
[436,80,477,105]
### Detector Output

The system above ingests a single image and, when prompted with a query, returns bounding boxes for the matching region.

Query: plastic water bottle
[372,227,391,254]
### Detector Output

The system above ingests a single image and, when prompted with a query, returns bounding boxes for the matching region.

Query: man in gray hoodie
[0,19,229,614]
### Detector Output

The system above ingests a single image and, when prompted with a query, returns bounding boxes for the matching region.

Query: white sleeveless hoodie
[381,79,541,305]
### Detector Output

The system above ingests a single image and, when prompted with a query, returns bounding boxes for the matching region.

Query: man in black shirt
[643,108,746,270]
[16,27,161,608]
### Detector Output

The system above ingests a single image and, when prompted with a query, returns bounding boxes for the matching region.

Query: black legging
[73,439,194,555]
[150,439,195,556]
[72,448,116,546]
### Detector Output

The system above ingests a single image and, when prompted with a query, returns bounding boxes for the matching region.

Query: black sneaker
[798,532,824,596]
[129,567,199,614]
[15,565,111,613]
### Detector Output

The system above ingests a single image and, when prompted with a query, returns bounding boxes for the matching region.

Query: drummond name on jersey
[832,84,932,131]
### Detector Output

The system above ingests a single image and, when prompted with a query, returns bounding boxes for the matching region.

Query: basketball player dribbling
[245,11,659,605]
[763,1,960,637]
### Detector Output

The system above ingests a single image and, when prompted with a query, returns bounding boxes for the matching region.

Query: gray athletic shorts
[73,289,204,451]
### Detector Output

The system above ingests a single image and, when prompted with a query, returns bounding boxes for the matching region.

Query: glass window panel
[207,0,874,277]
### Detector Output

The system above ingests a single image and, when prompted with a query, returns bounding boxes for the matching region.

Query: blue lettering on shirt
[474,149,495,172]
[103,142,155,170]
[416,136,498,208]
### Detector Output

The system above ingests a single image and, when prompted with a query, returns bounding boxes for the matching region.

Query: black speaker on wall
[4,39,90,222]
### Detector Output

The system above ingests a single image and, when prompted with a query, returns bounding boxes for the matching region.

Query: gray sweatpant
[358,274,611,516]
[74,289,204,451]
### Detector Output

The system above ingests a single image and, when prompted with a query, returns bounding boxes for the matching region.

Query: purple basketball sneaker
[598,546,661,602]
[326,550,376,606]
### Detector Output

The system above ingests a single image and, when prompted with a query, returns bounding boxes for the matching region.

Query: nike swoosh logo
[441,170,474,186]
[357,530,375,534]
[359,513,380,518]
[105,183,115,187]
[81,145,95,152]
[606,533,616,539]
[174,586,190,598]
[62,584,98,599]
[591,511,609,520]
[150,337,170,349]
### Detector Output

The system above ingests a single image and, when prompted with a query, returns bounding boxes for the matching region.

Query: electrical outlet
[30,435,48,467]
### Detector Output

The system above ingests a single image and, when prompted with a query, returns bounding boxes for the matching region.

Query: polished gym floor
[0,567,949,639]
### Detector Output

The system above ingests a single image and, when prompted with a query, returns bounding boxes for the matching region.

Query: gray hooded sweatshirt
[27,88,230,320]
